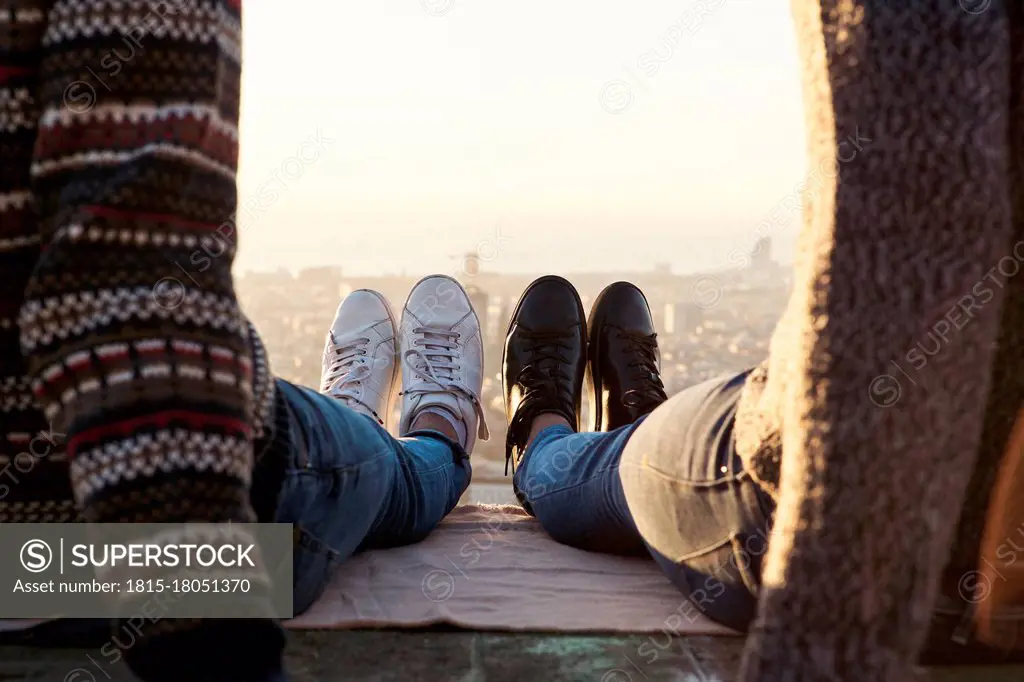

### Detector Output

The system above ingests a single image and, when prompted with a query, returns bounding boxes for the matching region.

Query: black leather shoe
[502,276,587,477]
[587,281,668,431]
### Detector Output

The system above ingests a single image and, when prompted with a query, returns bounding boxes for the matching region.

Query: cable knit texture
[735,2,1022,680]
[1,1,284,679]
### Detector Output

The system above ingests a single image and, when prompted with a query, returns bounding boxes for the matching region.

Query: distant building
[462,251,481,277]
[467,284,502,381]
[673,301,703,333]
[466,285,489,330]
[297,266,343,283]
[751,237,774,270]
[498,297,513,336]
[663,303,675,335]
[651,302,665,333]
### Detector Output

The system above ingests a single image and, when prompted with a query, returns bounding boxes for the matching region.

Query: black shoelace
[618,331,667,415]
[505,329,574,475]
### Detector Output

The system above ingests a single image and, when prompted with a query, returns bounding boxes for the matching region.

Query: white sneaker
[320,289,399,427]
[398,275,490,453]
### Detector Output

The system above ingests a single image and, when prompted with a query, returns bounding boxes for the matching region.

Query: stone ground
[2,631,1024,681]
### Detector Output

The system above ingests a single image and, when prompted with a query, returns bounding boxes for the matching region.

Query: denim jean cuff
[405,428,469,463]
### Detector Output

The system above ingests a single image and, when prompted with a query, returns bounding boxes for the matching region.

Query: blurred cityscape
[237,237,790,487]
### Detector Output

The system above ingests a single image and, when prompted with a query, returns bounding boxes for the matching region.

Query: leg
[735,3,1014,680]
[503,279,672,555]
[261,379,471,614]
[514,420,646,555]
[620,371,774,633]
[502,278,774,630]
[517,370,774,632]
[507,279,676,553]
[15,2,284,680]
[253,281,487,614]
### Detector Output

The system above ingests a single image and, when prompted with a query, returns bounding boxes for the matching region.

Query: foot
[320,289,399,426]
[397,275,489,453]
[587,281,667,431]
[502,276,587,475]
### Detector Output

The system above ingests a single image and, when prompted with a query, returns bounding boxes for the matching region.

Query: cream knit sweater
[734,2,1023,680]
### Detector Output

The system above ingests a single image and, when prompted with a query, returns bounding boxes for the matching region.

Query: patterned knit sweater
[1,1,284,679]
[734,1,1023,680]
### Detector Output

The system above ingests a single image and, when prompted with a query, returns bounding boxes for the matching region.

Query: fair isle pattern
[39,101,240,138]
[31,144,238,180]
[0,499,77,522]
[70,430,253,498]
[246,317,275,452]
[44,0,243,63]
[59,217,239,256]
[17,0,253,512]
[2,0,285,676]
[0,375,33,411]
[34,337,254,424]
[20,287,246,350]
[0,189,31,211]
[0,0,62,522]
[0,87,33,131]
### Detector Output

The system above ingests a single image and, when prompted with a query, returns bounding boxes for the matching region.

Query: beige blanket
[0,505,734,635]
[289,504,733,634]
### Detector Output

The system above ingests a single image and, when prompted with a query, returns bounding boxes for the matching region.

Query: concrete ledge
[3,631,1024,681]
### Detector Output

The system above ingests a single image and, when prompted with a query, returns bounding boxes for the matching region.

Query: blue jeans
[267,380,472,614]
[513,370,775,632]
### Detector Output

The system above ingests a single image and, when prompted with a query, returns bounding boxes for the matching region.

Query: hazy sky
[235,0,806,276]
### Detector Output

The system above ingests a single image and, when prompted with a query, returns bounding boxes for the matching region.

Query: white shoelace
[322,330,383,424]
[402,325,489,440]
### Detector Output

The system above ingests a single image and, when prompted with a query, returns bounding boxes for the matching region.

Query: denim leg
[361,428,472,549]
[620,370,775,633]
[270,380,470,614]
[513,421,647,555]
